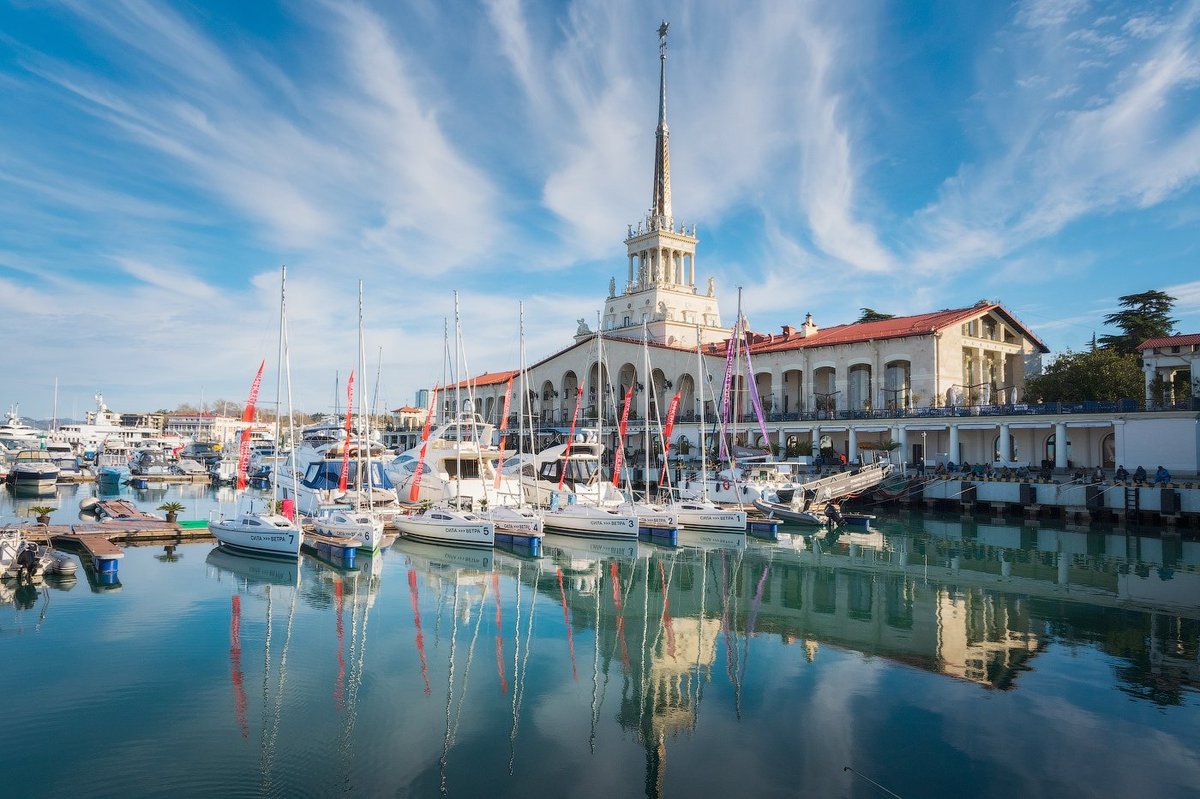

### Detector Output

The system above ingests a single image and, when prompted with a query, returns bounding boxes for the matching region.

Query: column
[772,366,782,416]
[689,253,695,287]
[848,427,858,463]
[1112,420,1125,471]
[1054,421,1068,469]
[628,254,634,288]
[949,424,960,464]
[896,426,908,466]
[998,422,1011,462]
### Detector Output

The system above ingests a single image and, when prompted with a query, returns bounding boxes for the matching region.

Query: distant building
[1138,333,1200,406]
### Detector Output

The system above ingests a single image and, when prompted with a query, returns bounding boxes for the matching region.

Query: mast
[284,271,300,518]
[697,326,708,501]
[643,323,652,501]
[272,268,285,508]
[518,303,527,510]
[454,291,462,508]
[357,281,374,512]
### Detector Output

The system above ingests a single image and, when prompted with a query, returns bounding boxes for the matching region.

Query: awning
[851,426,890,433]
[1008,422,1053,429]
[1066,421,1114,428]
[956,423,1000,430]
[903,424,949,431]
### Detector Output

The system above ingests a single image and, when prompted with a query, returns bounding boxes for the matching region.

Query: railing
[726,397,1198,424]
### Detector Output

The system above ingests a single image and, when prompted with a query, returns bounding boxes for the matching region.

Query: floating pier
[638,524,679,547]
[48,532,124,583]
[747,515,781,539]
[301,532,358,569]
[494,527,542,556]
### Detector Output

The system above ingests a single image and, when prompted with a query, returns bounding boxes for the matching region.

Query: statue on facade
[576,318,591,336]
[609,277,617,297]
[706,277,715,297]
[658,301,669,319]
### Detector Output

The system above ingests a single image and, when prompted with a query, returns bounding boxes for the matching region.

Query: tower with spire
[599,20,728,348]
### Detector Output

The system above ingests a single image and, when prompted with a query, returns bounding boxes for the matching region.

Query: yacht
[209,508,303,559]
[311,507,384,551]
[56,394,165,457]
[273,422,397,516]
[392,505,495,549]
[5,449,59,492]
[386,414,523,509]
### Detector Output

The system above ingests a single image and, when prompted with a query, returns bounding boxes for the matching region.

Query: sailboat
[311,282,385,551]
[393,292,496,550]
[670,326,747,534]
[209,266,304,560]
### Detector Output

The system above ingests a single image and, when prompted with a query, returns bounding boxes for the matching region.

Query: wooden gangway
[793,462,893,502]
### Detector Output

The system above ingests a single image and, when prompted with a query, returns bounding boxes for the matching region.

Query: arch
[1045,433,1071,467]
[675,373,697,421]
[483,396,495,424]
[813,366,837,412]
[847,364,872,411]
[560,371,579,424]
[754,371,773,414]
[883,359,912,411]
[782,368,804,414]
[1101,432,1115,468]
[992,433,1018,463]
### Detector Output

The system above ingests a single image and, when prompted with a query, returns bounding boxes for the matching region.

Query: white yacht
[393,505,495,549]
[311,507,384,551]
[387,414,523,509]
[5,449,59,492]
[274,423,397,516]
[56,394,165,457]
[210,509,304,558]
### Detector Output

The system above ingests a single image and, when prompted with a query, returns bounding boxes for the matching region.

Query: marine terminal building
[435,24,1200,478]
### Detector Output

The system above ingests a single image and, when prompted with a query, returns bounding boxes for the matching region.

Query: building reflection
[522,518,1198,796]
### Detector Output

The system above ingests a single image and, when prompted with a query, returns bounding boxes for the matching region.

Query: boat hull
[542,510,639,540]
[393,518,494,549]
[209,518,302,559]
[752,498,824,525]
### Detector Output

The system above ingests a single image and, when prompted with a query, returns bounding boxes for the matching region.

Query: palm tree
[157,501,186,523]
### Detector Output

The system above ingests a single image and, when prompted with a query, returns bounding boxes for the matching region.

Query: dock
[494,526,543,556]
[301,531,359,569]
[49,532,124,581]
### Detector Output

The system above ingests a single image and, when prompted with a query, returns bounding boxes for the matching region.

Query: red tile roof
[391,406,425,413]
[444,369,520,390]
[710,303,1048,355]
[1138,333,1200,350]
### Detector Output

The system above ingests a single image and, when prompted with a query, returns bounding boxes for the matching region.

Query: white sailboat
[671,326,747,533]
[210,267,303,559]
[394,292,496,549]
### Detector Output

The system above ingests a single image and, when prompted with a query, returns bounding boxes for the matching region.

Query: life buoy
[721,479,731,491]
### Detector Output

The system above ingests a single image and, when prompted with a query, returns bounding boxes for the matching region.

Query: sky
[2,0,1199,420]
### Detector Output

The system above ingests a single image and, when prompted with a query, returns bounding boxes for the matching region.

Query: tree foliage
[1024,348,1143,402]
[856,308,895,323]
[1098,290,1176,355]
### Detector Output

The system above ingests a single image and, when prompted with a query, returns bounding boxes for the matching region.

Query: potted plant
[158,501,186,524]
[28,505,55,525]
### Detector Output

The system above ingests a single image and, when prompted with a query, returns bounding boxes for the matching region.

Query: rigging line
[450,584,487,746]
[509,562,541,775]
[258,585,274,787]
[438,581,461,796]
[508,562,523,774]
[589,560,603,753]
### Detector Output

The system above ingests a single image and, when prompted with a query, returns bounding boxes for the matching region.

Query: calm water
[2,484,1198,797]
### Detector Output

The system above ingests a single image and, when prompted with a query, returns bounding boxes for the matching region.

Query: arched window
[1101,432,1115,468]
[1045,433,1071,466]
[992,433,1018,463]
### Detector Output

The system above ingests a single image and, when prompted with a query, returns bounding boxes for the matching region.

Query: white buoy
[79,496,100,512]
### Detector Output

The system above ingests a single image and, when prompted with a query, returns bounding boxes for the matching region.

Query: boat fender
[722,479,731,491]
[742,485,748,495]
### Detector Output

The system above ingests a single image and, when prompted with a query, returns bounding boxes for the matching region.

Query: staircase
[798,462,893,502]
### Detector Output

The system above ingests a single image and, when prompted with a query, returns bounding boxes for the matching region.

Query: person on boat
[1133,465,1147,483]
[1114,465,1129,482]
[1155,465,1171,485]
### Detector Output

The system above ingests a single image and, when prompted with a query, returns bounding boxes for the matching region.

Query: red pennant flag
[339,371,355,493]
[236,359,266,490]
[659,391,682,484]
[557,385,585,492]
[493,376,514,490]
[409,385,439,503]
[611,385,634,488]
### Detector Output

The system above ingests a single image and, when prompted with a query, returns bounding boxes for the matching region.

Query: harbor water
[1,483,1197,797]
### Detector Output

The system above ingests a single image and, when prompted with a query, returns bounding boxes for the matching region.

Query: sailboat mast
[282,266,300,512]
[358,281,374,511]
[731,287,744,470]
[272,267,285,508]
[517,302,527,510]
[697,325,707,500]
[454,291,462,507]
[642,324,651,501]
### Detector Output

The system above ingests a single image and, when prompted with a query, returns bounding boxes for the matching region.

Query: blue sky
[2,0,1199,419]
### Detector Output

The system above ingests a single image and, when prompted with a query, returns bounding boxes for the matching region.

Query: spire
[650,20,672,226]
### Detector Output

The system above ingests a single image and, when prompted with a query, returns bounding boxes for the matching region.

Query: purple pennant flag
[742,337,773,449]
[718,325,737,463]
